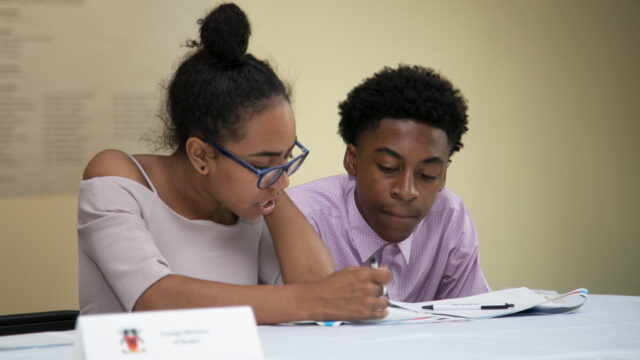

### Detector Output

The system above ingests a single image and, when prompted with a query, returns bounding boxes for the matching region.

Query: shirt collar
[344,175,413,265]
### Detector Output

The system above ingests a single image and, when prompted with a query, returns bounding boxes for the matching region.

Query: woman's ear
[185,137,212,175]
[343,144,357,176]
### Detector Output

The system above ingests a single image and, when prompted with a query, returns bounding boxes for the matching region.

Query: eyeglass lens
[258,155,305,188]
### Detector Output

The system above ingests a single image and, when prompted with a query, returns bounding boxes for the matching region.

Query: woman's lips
[257,199,276,216]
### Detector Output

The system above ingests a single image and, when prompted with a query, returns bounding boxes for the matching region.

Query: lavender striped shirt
[287,174,490,302]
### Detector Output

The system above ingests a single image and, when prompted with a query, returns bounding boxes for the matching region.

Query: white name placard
[73,306,262,360]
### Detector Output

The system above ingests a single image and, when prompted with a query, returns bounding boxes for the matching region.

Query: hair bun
[199,3,251,64]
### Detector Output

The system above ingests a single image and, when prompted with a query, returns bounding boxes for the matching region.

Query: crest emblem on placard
[121,328,145,353]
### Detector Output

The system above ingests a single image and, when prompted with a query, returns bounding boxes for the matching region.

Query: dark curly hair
[338,65,468,155]
[161,2,290,150]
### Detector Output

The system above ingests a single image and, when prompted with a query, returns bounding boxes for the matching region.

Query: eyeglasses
[201,138,309,189]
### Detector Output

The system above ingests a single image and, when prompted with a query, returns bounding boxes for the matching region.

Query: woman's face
[208,97,298,219]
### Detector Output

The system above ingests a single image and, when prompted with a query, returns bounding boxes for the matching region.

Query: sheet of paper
[391,287,549,319]
[288,306,463,327]
[522,288,588,315]
[350,306,464,326]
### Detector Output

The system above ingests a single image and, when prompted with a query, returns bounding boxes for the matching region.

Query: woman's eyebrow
[248,141,296,157]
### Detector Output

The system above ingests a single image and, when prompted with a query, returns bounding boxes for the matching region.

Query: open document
[391,287,588,319]
[282,287,587,326]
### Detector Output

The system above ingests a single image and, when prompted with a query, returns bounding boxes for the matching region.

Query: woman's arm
[133,267,391,325]
[263,192,334,284]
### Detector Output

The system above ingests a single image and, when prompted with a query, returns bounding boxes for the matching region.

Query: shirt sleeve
[77,177,173,311]
[257,220,283,285]
[436,202,491,300]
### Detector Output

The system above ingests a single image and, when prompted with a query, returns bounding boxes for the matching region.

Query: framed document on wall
[0,0,210,196]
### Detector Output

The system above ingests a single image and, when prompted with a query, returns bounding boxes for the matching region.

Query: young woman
[77,3,390,324]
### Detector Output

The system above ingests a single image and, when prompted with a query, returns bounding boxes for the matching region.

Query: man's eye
[419,173,437,181]
[378,164,398,174]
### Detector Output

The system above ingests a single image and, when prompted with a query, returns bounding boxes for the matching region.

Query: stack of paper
[284,287,588,326]
[390,287,588,319]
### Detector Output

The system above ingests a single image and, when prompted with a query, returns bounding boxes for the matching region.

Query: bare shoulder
[82,149,148,187]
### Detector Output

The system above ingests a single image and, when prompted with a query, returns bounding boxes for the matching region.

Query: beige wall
[1,0,639,315]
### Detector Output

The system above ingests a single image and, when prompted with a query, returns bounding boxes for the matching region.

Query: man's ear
[343,144,357,176]
[185,137,213,175]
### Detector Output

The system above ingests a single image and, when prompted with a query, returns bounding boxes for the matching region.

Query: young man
[288,65,490,302]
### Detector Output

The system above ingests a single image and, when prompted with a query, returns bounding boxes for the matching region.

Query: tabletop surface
[1,294,639,359]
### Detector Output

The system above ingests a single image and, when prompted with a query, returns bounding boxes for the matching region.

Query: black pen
[422,303,514,311]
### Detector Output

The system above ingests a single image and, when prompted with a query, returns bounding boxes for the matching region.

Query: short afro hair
[338,65,468,155]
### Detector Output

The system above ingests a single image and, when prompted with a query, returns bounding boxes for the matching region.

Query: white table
[2,294,639,359]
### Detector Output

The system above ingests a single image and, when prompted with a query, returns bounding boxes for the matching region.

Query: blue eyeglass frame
[200,138,309,189]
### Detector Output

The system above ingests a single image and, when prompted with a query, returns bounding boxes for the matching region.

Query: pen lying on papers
[422,303,515,310]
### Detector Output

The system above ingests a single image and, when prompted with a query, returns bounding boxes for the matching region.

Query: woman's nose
[270,170,290,189]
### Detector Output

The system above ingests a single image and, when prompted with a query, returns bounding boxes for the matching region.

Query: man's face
[344,118,450,243]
